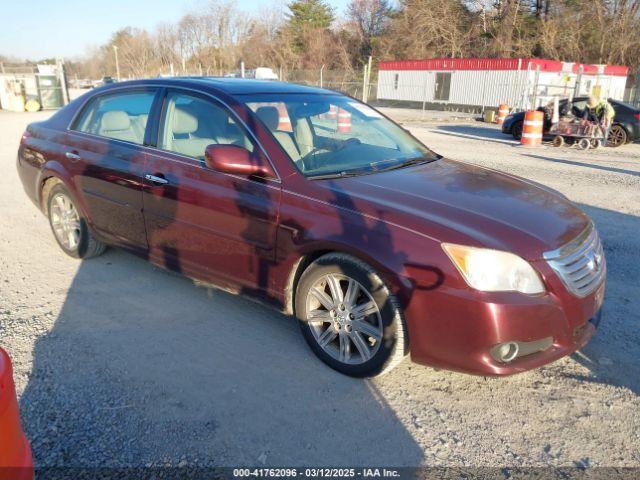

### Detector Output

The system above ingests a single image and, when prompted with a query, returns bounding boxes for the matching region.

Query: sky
[0,0,349,61]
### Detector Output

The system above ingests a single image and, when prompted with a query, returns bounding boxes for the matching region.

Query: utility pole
[113,46,120,81]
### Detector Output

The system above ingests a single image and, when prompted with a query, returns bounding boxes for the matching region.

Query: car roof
[97,77,333,97]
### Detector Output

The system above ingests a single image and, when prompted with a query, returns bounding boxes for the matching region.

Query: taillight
[634,113,640,121]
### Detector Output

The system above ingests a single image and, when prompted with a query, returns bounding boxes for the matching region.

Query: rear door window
[74,90,157,145]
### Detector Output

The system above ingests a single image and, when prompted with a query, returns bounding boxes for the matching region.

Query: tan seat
[255,106,301,162]
[169,107,215,159]
[98,111,140,144]
[133,114,148,141]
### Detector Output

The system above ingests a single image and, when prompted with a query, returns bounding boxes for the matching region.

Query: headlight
[442,243,545,294]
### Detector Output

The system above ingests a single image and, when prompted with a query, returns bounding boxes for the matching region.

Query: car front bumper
[403,277,604,376]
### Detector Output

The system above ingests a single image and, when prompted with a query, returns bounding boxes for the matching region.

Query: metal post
[421,72,429,118]
[240,61,245,78]
[532,65,540,108]
[364,56,372,103]
[57,58,70,106]
[573,65,583,99]
[320,64,324,88]
[362,64,368,102]
[113,46,120,81]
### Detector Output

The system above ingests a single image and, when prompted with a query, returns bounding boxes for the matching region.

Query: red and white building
[376,58,629,111]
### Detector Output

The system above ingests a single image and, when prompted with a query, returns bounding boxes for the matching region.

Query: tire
[295,253,408,378]
[591,138,602,149]
[607,124,627,147]
[578,138,591,150]
[552,135,565,147]
[47,183,106,259]
[512,121,523,140]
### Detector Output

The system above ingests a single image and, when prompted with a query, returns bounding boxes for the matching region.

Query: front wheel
[47,183,106,259]
[295,253,407,377]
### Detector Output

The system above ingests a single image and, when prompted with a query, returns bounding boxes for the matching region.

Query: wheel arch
[283,243,411,317]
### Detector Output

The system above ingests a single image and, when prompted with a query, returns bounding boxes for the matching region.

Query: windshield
[242,93,438,178]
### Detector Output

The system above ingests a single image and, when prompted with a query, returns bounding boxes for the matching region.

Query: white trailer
[376,58,629,112]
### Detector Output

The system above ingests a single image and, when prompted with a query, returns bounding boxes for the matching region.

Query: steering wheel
[337,138,361,150]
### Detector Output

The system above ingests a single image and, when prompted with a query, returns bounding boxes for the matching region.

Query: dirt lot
[1,109,639,470]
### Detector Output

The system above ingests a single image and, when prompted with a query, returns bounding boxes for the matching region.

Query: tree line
[62,0,640,80]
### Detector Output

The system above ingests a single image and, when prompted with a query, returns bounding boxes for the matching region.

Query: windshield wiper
[307,155,439,180]
[307,169,371,180]
[374,156,437,173]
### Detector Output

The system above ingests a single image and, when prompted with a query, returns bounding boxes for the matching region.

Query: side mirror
[204,144,275,179]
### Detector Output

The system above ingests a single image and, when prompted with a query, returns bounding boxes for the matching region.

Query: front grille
[543,223,606,297]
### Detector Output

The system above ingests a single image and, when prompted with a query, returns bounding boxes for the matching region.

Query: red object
[0,349,33,480]
[16,78,605,376]
[521,110,544,147]
[378,57,629,77]
[496,104,509,125]
[204,144,276,178]
[337,108,352,133]
[634,113,640,121]
[276,104,292,132]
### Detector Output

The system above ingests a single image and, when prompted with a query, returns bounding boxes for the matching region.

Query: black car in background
[502,97,640,147]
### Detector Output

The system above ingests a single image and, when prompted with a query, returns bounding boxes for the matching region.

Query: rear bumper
[404,278,604,376]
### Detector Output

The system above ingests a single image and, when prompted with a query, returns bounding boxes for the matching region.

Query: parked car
[94,76,115,87]
[17,78,606,377]
[0,349,33,480]
[502,97,640,147]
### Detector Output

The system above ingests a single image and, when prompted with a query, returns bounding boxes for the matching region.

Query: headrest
[101,111,131,131]
[172,107,198,135]
[255,106,280,131]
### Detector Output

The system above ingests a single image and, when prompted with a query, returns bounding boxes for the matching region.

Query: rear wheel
[295,253,407,377]
[607,125,627,147]
[552,135,565,147]
[578,138,591,150]
[47,183,106,259]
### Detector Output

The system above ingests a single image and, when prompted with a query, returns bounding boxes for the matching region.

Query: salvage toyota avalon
[17,78,606,377]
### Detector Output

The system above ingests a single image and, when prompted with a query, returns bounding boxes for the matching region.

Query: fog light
[491,342,519,363]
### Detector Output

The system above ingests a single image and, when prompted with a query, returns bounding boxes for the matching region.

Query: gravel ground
[1,110,639,471]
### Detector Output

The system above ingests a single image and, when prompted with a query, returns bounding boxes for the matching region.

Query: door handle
[65,151,81,161]
[145,174,169,185]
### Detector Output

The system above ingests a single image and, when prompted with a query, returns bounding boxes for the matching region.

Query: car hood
[316,159,590,259]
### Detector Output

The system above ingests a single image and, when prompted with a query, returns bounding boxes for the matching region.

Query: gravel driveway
[1,110,639,471]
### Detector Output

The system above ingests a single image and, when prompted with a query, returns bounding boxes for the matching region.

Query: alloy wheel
[607,125,626,147]
[305,274,383,365]
[50,193,81,251]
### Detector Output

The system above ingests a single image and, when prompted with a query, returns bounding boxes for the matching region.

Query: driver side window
[159,92,254,160]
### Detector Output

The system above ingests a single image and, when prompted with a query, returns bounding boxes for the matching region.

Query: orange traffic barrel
[327,104,338,119]
[496,104,510,125]
[521,110,544,147]
[277,104,292,132]
[338,108,351,133]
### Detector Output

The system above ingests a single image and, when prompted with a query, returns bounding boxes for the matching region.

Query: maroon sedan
[17,78,605,377]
